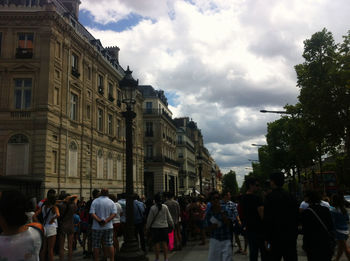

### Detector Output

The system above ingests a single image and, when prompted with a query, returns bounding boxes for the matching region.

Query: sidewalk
[57,234,350,261]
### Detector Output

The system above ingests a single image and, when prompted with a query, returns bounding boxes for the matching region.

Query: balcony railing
[10,111,31,118]
[144,156,180,167]
[16,48,33,59]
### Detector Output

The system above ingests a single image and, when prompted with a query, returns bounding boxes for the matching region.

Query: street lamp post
[211,169,216,191]
[116,67,148,261]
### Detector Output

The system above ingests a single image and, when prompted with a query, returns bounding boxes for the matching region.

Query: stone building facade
[0,0,145,198]
[138,85,179,198]
[174,117,196,195]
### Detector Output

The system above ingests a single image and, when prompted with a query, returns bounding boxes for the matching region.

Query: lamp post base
[115,239,148,261]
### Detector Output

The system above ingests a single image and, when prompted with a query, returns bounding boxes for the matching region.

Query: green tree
[222,170,239,195]
[295,28,344,165]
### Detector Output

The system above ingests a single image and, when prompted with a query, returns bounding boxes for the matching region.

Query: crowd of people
[0,172,350,261]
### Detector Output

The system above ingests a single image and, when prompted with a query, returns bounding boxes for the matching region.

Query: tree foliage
[222,170,239,196]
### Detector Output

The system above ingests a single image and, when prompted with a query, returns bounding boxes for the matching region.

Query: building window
[6,134,29,176]
[108,114,113,135]
[70,92,78,121]
[55,41,61,58]
[108,83,114,102]
[98,75,104,94]
[14,78,32,110]
[17,33,34,58]
[71,53,80,77]
[177,135,183,144]
[146,102,152,113]
[87,66,91,80]
[180,177,184,188]
[52,150,57,174]
[107,152,113,180]
[0,32,2,56]
[86,105,91,120]
[97,108,104,131]
[117,90,121,107]
[146,145,153,159]
[97,149,103,178]
[133,162,136,182]
[68,142,78,177]
[54,87,59,105]
[116,155,122,180]
[146,122,153,137]
[117,119,121,138]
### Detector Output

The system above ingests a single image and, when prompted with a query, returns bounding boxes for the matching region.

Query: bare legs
[154,241,169,260]
[335,240,350,261]
[40,235,56,261]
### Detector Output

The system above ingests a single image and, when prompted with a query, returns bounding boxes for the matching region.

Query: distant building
[0,0,145,198]
[138,85,179,198]
[174,117,196,195]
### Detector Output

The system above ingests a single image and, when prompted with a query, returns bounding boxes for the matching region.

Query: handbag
[306,207,336,254]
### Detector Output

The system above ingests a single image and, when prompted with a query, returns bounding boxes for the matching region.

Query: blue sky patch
[165,91,180,107]
[79,10,150,32]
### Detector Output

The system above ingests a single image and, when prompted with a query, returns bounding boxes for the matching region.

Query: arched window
[116,155,122,180]
[68,141,78,177]
[97,149,104,178]
[107,152,113,180]
[6,134,29,176]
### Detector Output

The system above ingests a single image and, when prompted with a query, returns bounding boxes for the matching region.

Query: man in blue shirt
[133,194,146,252]
[205,191,233,261]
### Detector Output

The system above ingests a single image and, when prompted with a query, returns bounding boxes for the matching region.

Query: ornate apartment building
[138,85,179,198]
[174,117,196,195]
[0,0,145,198]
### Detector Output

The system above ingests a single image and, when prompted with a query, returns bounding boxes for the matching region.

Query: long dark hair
[154,193,162,211]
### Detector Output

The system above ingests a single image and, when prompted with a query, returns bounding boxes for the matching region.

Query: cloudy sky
[78,0,350,185]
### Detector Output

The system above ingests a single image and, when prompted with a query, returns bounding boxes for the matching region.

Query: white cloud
[81,0,350,186]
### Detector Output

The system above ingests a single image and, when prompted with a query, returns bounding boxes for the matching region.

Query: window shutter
[6,144,29,175]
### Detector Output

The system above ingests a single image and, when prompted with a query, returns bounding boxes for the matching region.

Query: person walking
[220,191,242,248]
[205,191,233,261]
[89,188,117,261]
[146,193,174,261]
[240,177,267,261]
[330,193,350,261]
[301,190,335,261]
[134,193,146,252]
[263,172,299,261]
[164,192,182,250]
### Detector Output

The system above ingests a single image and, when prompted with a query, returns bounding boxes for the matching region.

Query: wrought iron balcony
[16,48,33,59]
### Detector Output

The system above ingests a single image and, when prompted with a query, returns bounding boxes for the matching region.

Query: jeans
[246,230,267,261]
[135,223,146,251]
[269,239,297,261]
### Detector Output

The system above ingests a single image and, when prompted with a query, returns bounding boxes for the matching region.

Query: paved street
[56,234,350,261]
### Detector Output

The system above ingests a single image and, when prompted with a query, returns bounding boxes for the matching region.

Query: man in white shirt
[89,188,117,261]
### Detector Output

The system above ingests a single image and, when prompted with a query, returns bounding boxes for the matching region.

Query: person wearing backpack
[33,191,60,261]
[0,190,43,261]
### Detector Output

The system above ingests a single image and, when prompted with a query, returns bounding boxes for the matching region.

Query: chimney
[61,0,81,20]
[105,46,120,64]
